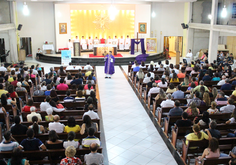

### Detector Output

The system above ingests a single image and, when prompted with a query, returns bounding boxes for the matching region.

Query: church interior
[1,0,236,164]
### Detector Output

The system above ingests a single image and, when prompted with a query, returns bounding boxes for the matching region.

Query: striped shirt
[82,136,100,148]
[0,141,19,151]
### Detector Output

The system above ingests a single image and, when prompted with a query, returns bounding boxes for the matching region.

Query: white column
[210,0,218,26]
[208,31,219,63]
[8,29,18,62]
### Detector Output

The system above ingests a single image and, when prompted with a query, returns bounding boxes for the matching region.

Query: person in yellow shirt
[64,116,81,133]
[170,73,179,83]
[85,68,92,77]
[0,84,8,98]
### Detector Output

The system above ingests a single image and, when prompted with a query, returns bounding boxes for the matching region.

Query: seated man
[0,131,19,151]
[11,116,28,135]
[177,70,185,78]
[82,128,100,148]
[70,74,83,85]
[33,85,44,96]
[220,78,232,90]
[160,94,175,108]
[66,62,74,70]
[205,120,221,139]
[64,91,75,102]
[175,112,192,128]
[172,85,184,99]
[19,128,46,151]
[202,71,212,81]
[220,98,235,113]
[187,91,202,106]
[169,100,183,116]
[48,115,65,133]
[148,83,160,97]
[42,74,52,85]
[83,104,99,120]
[215,92,228,106]
[84,62,93,70]
[57,78,69,91]
[84,143,104,165]
[217,75,226,86]
[143,73,151,84]
[40,96,52,111]
[27,107,42,122]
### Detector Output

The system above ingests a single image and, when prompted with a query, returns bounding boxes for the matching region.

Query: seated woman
[22,99,35,112]
[86,75,95,85]
[201,92,211,106]
[170,73,179,83]
[63,131,79,149]
[7,147,30,165]
[195,111,211,126]
[60,146,82,165]
[80,115,98,135]
[226,109,236,125]
[64,117,81,133]
[184,102,200,117]
[207,101,219,114]
[45,107,54,121]
[157,64,165,71]
[185,124,211,146]
[22,75,31,87]
[75,90,85,101]
[57,66,66,75]
[41,81,47,91]
[90,91,98,109]
[166,83,176,93]
[28,69,36,79]
[1,93,17,117]
[212,72,221,81]
[157,78,168,88]
[65,73,73,85]
[187,82,196,92]
[50,90,59,103]
[7,85,18,99]
[198,137,220,161]
[154,88,166,101]
[50,100,65,112]
[85,84,94,95]
[29,116,45,135]
[154,75,161,84]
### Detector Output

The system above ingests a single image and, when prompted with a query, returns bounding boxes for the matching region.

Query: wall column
[208,30,219,63]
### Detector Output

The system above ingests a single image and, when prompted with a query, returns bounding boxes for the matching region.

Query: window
[232,3,236,18]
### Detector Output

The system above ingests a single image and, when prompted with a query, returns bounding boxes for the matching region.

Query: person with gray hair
[84,142,104,165]
[26,107,42,122]
[217,75,226,85]
[193,80,209,92]
[160,94,175,108]
[148,83,160,97]
[33,85,44,96]
[0,63,7,72]
[220,78,232,90]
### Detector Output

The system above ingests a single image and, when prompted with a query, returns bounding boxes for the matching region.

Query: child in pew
[63,131,79,149]
[45,107,54,122]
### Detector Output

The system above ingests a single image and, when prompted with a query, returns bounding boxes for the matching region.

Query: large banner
[61,50,71,65]
[146,38,157,53]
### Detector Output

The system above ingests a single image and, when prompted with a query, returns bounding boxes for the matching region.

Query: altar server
[104,51,115,79]
[119,36,124,50]
[94,37,99,45]
[67,39,73,55]
[107,36,113,44]
[113,36,118,46]
[125,35,130,50]
[74,36,79,42]
[183,49,193,64]
[88,37,93,50]
[81,36,87,50]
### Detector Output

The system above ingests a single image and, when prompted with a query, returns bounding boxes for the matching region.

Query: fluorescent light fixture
[23,2,29,16]
[152,11,156,17]
[208,14,212,19]
[108,5,118,21]
[221,5,227,18]
[57,11,62,17]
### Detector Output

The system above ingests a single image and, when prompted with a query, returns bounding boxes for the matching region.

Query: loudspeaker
[181,23,188,29]
[17,24,23,31]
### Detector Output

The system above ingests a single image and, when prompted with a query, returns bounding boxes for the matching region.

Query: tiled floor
[96,66,177,165]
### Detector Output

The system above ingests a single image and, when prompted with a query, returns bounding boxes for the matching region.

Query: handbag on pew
[195,157,203,165]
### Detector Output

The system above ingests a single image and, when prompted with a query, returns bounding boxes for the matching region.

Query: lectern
[73,42,81,56]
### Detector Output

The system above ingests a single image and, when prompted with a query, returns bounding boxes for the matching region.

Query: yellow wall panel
[70,10,134,40]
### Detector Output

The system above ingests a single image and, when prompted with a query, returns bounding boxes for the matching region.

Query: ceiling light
[221,5,227,18]
[208,14,212,19]
[108,5,118,21]
[152,11,156,18]
[23,2,29,16]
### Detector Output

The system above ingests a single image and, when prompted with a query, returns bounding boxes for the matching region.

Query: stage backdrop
[70,10,135,40]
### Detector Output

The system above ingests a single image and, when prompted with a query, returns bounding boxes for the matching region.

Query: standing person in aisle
[104,51,115,79]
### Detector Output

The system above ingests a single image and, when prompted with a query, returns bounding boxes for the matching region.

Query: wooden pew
[33,101,86,110]
[200,157,231,165]
[16,91,29,103]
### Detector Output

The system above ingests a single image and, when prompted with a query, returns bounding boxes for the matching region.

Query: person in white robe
[74,36,79,43]
[125,35,130,50]
[94,37,99,45]
[183,49,193,64]
[67,39,73,56]
[119,36,124,50]
[88,37,93,50]
[113,36,118,47]
[107,36,113,45]
[81,36,87,50]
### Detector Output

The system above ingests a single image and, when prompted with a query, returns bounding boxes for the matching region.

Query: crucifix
[135,32,140,52]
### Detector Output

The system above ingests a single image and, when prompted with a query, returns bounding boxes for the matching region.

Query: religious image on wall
[59,23,67,34]
[146,38,157,53]
[138,22,147,34]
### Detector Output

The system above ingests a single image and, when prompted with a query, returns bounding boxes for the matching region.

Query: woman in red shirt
[22,99,35,112]
[8,84,18,98]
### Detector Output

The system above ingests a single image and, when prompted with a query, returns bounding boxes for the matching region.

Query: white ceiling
[9,0,196,3]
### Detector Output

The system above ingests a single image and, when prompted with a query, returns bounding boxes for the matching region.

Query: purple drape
[135,54,149,64]
[131,39,146,55]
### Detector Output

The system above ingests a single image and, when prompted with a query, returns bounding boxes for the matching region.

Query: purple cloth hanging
[135,54,149,64]
[131,39,146,55]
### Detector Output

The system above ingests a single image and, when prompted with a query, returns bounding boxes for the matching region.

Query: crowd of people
[0,62,103,165]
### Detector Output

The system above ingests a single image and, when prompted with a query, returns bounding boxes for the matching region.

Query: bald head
[88,104,94,110]
[53,115,60,122]
[90,142,98,152]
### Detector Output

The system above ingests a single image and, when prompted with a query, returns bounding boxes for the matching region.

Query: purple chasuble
[104,54,115,74]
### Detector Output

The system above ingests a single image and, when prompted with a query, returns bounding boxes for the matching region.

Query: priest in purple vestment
[104,51,115,78]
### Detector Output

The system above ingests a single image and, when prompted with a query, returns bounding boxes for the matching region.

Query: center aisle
[96,66,177,165]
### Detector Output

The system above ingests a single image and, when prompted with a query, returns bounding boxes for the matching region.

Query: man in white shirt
[27,107,42,122]
[160,94,175,108]
[94,37,99,45]
[220,99,235,113]
[75,63,82,70]
[40,96,52,111]
[145,71,154,79]
[48,115,65,133]
[217,75,226,86]
[119,36,124,50]
[107,36,113,44]
[68,39,73,55]
[148,83,160,97]
[74,36,79,42]
[82,104,99,120]
[183,49,193,64]
[125,35,130,50]
[88,37,93,50]
[66,62,74,70]
[0,64,7,72]
[81,36,87,50]
[84,62,93,70]
[143,73,151,84]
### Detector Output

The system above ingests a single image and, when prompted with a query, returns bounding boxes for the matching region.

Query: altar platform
[37,51,165,66]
